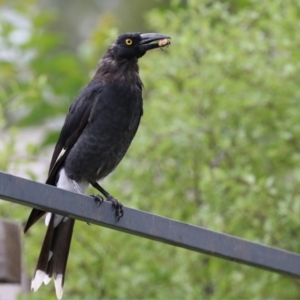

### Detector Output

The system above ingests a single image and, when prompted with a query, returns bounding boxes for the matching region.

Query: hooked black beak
[139,33,171,51]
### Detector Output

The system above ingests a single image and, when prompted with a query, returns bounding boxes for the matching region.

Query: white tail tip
[44,274,51,285]
[31,270,46,292]
[54,274,64,300]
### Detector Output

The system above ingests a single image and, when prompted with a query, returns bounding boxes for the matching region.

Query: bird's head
[111,32,171,60]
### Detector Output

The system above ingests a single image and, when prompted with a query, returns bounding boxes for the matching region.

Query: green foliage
[1,0,300,298]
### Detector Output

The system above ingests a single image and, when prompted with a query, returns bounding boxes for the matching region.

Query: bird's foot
[86,195,104,225]
[107,196,124,222]
[91,194,104,207]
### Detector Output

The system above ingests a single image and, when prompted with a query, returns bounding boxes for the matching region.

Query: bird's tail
[30,213,75,300]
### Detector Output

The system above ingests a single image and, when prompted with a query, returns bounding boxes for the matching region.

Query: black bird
[24,32,170,299]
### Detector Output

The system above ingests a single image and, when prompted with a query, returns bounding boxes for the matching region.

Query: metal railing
[1,171,300,278]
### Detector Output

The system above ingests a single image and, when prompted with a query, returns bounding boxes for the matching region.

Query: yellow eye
[125,39,133,46]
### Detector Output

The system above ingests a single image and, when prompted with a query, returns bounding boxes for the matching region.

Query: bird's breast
[96,80,142,128]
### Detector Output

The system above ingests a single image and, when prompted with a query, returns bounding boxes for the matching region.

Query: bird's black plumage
[24,32,170,299]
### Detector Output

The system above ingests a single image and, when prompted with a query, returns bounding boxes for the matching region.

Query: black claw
[91,194,104,207]
[107,196,124,222]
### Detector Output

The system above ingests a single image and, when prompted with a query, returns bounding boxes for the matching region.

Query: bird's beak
[139,33,171,51]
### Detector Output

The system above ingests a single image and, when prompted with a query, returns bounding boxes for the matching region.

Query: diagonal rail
[0,171,300,277]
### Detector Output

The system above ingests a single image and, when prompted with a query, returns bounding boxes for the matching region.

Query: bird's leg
[89,181,107,207]
[70,180,103,227]
[90,181,124,221]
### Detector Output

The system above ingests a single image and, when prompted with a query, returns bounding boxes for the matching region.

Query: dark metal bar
[1,171,300,277]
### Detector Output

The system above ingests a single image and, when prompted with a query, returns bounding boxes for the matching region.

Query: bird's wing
[24,82,103,233]
[47,82,103,185]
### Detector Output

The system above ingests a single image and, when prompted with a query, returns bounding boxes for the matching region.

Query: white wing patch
[55,148,67,165]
